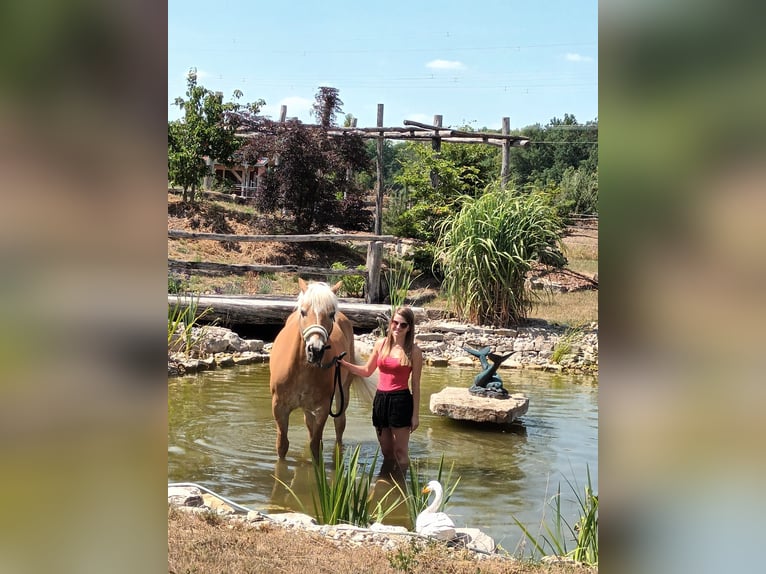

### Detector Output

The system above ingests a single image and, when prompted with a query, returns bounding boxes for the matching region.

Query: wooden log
[168,230,398,243]
[168,259,366,277]
[168,295,426,330]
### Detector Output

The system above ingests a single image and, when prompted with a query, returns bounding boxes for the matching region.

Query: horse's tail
[350,371,378,405]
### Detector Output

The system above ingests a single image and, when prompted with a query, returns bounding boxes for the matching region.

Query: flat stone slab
[429,387,529,424]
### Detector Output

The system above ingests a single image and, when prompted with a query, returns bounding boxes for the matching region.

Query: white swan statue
[415,480,456,540]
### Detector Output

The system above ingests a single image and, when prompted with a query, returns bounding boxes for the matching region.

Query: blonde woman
[338,307,422,475]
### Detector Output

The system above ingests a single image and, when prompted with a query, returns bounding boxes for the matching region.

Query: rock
[268,512,317,527]
[429,387,529,424]
[454,527,496,553]
[416,332,445,342]
[168,486,204,507]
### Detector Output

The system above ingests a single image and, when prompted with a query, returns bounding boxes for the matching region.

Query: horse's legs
[272,400,291,459]
[333,412,346,450]
[303,409,327,460]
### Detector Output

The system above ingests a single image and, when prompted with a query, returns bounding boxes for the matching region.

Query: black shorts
[372,389,413,430]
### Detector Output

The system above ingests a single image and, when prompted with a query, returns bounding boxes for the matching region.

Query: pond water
[168,363,597,551]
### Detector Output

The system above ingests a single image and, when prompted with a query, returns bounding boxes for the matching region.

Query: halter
[302,324,346,418]
[301,323,329,344]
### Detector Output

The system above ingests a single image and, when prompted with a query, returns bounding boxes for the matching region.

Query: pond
[168,363,597,551]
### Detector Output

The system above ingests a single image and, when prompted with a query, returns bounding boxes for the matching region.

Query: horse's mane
[296,281,338,315]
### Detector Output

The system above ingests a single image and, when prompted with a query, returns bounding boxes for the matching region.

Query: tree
[168,68,263,202]
[236,88,372,232]
[509,115,598,190]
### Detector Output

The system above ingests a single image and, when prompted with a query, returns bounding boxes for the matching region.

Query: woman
[338,306,422,475]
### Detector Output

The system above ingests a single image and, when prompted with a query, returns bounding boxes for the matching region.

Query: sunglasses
[391,319,409,328]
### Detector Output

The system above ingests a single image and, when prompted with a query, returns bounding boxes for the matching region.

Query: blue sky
[168,0,597,131]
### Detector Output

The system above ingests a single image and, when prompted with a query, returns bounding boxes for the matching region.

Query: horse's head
[296,278,342,365]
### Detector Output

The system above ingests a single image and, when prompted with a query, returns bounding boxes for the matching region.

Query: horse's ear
[331,281,343,294]
[298,277,308,292]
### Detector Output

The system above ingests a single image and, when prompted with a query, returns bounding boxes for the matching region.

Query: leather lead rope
[328,352,347,418]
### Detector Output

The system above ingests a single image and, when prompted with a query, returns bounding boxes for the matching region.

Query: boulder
[429,387,529,424]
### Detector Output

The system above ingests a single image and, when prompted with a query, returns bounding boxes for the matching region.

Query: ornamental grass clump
[275,445,399,527]
[436,184,565,326]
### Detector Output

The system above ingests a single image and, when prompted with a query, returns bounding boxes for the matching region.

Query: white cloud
[565,53,593,63]
[426,59,465,70]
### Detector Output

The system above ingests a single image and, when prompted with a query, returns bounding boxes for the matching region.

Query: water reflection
[168,363,597,547]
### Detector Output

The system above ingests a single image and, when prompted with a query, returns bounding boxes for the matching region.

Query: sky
[168,0,597,131]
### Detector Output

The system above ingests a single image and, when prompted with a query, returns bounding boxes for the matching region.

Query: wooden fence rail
[168,230,399,243]
[168,230,396,303]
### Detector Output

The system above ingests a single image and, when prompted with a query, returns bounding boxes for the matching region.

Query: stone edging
[168,320,598,378]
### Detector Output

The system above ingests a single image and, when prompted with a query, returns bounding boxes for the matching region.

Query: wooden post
[375,104,384,236]
[430,114,442,189]
[500,117,510,189]
[366,241,383,304]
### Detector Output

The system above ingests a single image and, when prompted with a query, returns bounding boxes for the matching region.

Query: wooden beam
[168,259,367,277]
[168,230,399,243]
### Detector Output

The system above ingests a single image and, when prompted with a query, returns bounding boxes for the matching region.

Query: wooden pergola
[230,104,530,302]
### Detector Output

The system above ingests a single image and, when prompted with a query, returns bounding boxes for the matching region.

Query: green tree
[168,68,263,202]
[509,115,598,192]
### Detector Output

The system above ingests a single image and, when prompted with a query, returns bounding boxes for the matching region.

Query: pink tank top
[377,355,412,392]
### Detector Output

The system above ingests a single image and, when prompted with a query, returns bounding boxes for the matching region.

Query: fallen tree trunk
[168,295,427,330]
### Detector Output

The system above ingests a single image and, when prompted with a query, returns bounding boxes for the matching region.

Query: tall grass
[436,184,565,326]
[512,466,598,566]
[384,256,419,318]
[550,322,586,364]
[276,445,399,527]
[168,294,212,356]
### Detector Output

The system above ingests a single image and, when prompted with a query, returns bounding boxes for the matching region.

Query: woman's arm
[409,345,423,432]
[338,339,381,378]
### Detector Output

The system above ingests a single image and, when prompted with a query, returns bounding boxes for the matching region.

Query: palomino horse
[269,278,356,459]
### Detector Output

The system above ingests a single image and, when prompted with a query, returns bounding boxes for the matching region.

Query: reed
[275,445,399,527]
[512,466,598,566]
[167,294,212,356]
[384,256,419,318]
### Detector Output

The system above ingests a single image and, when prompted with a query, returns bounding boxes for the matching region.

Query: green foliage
[436,184,565,326]
[512,466,598,566]
[168,271,189,294]
[509,115,598,210]
[387,539,424,573]
[557,165,598,215]
[276,445,399,527]
[550,323,585,364]
[237,88,373,232]
[330,262,366,298]
[384,256,419,319]
[409,244,443,281]
[168,68,264,202]
[168,295,213,356]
